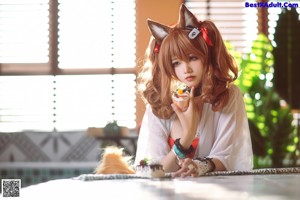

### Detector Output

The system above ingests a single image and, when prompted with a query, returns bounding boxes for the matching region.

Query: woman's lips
[185,76,195,81]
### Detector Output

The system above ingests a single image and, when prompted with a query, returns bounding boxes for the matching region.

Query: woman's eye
[189,55,198,61]
[172,61,180,67]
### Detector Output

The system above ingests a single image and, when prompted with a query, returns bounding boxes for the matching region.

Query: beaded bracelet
[172,144,186,159]
[174,138,194,155]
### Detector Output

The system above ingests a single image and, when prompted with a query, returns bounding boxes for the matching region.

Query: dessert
[135,159,165,178]
[172,85,190,111]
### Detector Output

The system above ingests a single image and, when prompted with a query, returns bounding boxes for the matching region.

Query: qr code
[1,179,21,198]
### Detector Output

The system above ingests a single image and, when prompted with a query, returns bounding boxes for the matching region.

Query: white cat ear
[178,4,200,29]
[147,19,171,44]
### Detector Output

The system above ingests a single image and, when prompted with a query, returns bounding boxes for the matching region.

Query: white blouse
[134,85,253,171]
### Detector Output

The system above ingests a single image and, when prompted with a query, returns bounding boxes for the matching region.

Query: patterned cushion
[205,167,300,176]
[75,167,300,181]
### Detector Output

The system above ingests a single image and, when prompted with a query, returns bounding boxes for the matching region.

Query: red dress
[168,136,199,158]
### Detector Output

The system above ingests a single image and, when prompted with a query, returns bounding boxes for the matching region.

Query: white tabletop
[20,174,300,200]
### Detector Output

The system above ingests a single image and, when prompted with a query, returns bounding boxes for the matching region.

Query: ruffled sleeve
[208,85,253,171]
[134,106,172,165]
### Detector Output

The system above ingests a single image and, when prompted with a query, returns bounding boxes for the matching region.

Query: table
[20,173,300,200]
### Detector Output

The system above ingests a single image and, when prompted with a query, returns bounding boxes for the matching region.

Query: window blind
[54,74,136,130]
[185,0,258,52]
[0,0,136,132]
[0,0,49,64]
[0,76,53,132]
[57,0,136,68]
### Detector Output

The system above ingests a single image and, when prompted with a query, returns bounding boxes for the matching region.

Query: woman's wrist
[172,138,194,159]
[193,157,216,176]
[178,138,191,149]
[180,134,195,149]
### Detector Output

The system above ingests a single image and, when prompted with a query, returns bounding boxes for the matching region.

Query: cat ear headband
[147,4,213,53]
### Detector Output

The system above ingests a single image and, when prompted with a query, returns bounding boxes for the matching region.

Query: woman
[135,4,253,177]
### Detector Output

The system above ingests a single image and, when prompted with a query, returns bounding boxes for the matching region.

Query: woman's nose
[183,62,192,73]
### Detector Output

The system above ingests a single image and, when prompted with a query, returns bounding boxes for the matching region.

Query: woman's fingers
[172,164,196,178]
[189,86,195,99]
[171,86,195,114]
[181,166,196,178]
[172,167,186,178]
[171,103,183,118]
[172,159,198,178]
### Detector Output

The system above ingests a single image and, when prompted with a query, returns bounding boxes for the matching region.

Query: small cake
[135,159,165,178]
[172,85,190,111]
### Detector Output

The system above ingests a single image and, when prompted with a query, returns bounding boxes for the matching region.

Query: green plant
[229,34,296,168]
[104,121,121,137]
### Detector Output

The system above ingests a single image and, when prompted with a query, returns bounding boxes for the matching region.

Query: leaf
[248,119,267,156]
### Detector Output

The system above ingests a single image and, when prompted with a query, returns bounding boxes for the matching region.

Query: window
[0,0,136,132]
[57,0,135,69]
[268,1,300,46]
[185,0,258,53]
[0,0,49,64]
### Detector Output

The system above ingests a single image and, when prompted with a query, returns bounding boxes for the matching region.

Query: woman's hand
[171,87,203,146]
[172,158,198,178]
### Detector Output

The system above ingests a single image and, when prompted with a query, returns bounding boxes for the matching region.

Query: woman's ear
[147,19,171,44]
[178,4,200,29]
[147,4,201,44]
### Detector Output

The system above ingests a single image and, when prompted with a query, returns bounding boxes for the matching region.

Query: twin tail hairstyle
[138,4,238,119]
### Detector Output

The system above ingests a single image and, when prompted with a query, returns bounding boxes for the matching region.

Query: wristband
[172,144,186,159]
[205,157,216,172]
[193,157,216,176]
[174,138,194,155]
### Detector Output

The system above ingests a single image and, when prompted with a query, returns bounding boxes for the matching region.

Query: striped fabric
[75,167,300,181]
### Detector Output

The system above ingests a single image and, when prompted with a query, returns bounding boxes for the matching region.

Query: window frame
[0,0,137,132]
[0,0,136,76]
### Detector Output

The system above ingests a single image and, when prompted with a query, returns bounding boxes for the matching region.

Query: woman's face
[172,54,204,88]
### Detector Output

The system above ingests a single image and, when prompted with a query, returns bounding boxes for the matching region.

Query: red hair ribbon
[154,42,160,53]
[200,27,213,46]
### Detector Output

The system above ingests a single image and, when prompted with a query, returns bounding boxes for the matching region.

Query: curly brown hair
[138,20,238,119]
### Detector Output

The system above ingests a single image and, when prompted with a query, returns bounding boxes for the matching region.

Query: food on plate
[135,159,165,178]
